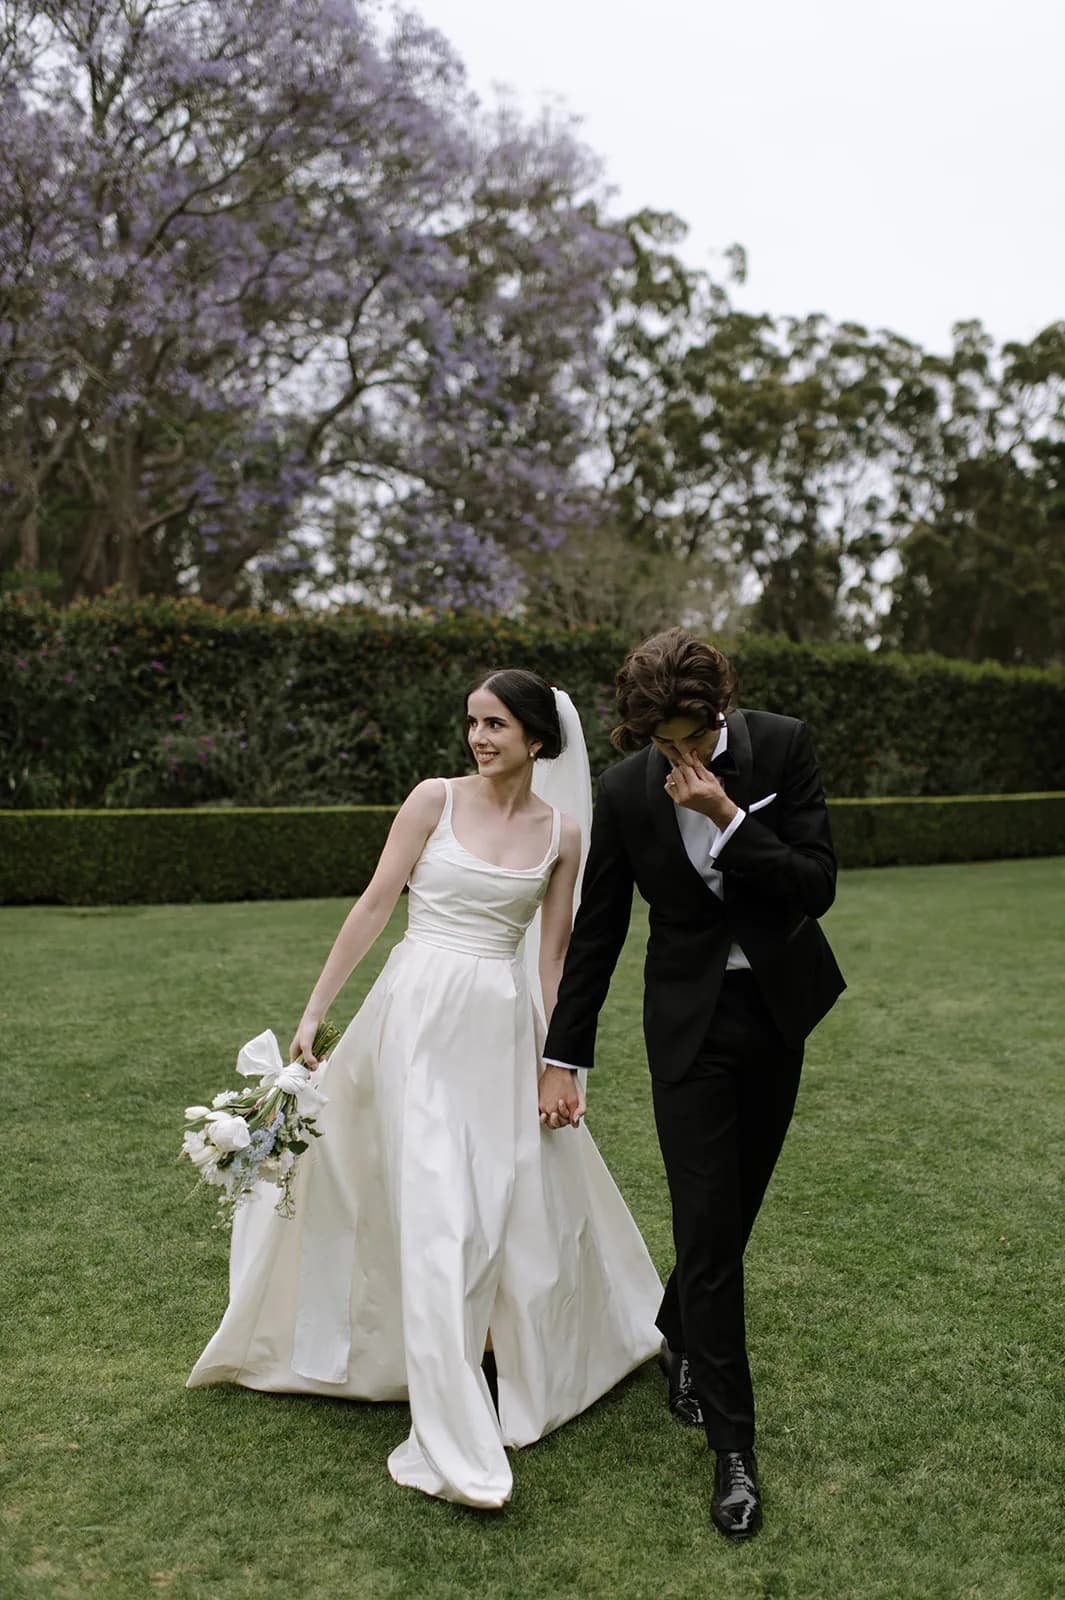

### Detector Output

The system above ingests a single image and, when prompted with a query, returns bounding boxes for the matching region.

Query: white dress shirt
[674,721,750,971]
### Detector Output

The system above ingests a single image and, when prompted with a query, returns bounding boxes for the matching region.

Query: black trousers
[653,971,803,1451]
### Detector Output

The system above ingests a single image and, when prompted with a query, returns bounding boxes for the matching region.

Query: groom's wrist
[703,798,738,827]
[708,807,746,861]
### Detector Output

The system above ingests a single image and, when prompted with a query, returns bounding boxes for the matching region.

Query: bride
[187,669,662,1508]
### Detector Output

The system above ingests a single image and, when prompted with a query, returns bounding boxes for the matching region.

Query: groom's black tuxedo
[544,708,845,1078]
[543,708,845,1452]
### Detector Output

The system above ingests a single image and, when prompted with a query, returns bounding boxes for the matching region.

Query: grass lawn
[1,859,1063,1600]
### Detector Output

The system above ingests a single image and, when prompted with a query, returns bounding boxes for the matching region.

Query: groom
[538,628,845,1541]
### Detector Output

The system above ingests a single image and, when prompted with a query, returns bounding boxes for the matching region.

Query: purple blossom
[150,660,166,672]
[0,0,625,608]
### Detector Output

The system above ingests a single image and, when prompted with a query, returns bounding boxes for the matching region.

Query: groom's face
[651,714,723,768]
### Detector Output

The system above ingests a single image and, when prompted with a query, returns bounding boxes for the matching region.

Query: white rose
[204,1113,252,1152]
[212,1089,242,1108]
[184,1104,212,1120]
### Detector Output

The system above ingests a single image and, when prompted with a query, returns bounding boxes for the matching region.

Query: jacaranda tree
[0,0,626,609]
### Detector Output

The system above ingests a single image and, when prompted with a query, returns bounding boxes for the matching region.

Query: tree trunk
[17,504,39,571]
[116,517,142,598]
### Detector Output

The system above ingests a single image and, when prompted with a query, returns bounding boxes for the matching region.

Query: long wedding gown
[188,780,662,1508]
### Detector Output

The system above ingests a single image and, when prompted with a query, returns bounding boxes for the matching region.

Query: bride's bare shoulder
[557,812,582,858]
[403,777,448,828]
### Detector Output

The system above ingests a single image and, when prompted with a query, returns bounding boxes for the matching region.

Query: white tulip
[204,1113,252,1152]
[182,1130,219,1173]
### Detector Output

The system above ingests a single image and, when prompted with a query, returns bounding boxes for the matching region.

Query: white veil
[525,687,593,1091]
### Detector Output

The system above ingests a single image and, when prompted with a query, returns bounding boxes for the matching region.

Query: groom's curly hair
[611,629,738,753]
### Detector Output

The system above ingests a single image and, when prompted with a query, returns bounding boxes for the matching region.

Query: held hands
[538,1064,585,1130]
[664,751,737,827]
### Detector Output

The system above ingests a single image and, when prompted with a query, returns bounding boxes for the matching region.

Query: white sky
[416,0,1065,352]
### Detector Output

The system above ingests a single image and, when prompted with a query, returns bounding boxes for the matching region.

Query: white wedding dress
[188,779,662,1508]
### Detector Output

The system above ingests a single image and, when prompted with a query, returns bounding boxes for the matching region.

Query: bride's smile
[466,687,542,779]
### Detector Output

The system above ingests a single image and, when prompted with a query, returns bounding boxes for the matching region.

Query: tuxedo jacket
[543,709,846,1082]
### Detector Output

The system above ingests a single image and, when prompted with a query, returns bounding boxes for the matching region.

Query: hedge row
[3,796,1062,905]
[0,807,395,906]
[827,793,1065,868]
[3,595,1065,808]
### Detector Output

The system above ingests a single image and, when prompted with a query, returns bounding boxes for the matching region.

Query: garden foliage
[3,796,1063,905]
[3,597,1064,811]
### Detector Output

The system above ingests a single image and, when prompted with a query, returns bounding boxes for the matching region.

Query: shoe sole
[712,1521,762,1542]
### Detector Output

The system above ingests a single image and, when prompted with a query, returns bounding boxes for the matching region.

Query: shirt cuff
[542,1058,579,1073]
[708,808,746,861]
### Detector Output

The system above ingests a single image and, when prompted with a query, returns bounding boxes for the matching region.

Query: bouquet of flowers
[180,1019,341,1225]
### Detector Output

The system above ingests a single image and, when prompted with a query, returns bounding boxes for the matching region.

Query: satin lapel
[724,710,754,814]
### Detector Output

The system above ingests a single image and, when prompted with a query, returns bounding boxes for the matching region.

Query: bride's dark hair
[467,669,565,761]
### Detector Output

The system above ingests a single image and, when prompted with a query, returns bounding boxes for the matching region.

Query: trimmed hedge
[829,793,1065,868]
[3,595,1065,808]
[3,795,1063,905]
[0,807,395,906]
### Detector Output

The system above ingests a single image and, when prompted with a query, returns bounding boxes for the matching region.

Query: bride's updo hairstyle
[468,669,565,761]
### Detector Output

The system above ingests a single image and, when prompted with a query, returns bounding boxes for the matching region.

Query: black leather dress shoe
[710,1449,762,1541]
[658,1342,704,1427]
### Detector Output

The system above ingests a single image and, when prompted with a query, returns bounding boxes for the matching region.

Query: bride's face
[466,688,539,775]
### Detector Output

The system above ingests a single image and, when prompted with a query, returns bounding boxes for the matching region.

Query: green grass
[1,860,1063,1600]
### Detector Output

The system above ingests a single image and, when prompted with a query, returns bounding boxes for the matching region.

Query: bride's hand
[538,1065,585,1129]
[289,1018,322,1068]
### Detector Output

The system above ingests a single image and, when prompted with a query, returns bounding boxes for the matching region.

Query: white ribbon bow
[236,1029,328,1115]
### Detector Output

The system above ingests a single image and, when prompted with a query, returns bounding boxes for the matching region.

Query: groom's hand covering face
[652,713,737,828]
[663,751,738,829]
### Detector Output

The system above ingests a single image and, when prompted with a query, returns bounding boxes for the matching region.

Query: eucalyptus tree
[884,321,1065,665]
[597,212,943,642]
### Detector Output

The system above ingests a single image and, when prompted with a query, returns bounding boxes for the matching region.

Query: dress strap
[549,804,562,857]
[440,777,455,823]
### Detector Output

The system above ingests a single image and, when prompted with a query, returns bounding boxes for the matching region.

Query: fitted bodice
[405,781,561,960]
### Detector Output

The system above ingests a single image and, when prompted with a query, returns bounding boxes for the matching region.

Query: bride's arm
[537,816,585,1124]
[537,815,582,1025]
[290,779,445,1062]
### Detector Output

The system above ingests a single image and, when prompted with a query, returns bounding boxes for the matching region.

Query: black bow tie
[709,751,736,778]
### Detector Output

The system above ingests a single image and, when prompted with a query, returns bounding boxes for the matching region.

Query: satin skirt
[187,935,662,1508]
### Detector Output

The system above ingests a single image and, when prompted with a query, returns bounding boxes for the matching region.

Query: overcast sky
[417,0,1064,353]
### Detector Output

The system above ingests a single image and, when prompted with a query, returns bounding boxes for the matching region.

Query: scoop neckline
[443,780,557,874]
